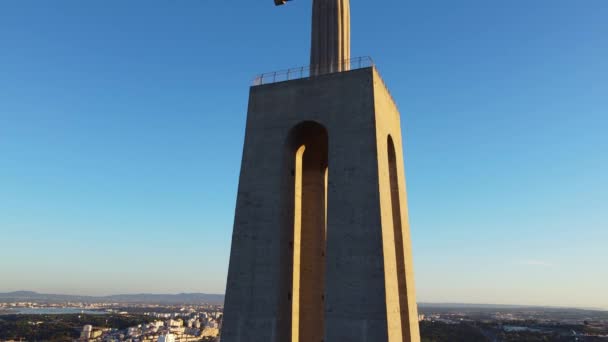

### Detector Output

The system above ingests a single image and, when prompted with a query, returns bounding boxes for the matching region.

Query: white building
[81,325,92,339]
[128,327,139,336]
[167,319,183,327]
[158,333,176,342]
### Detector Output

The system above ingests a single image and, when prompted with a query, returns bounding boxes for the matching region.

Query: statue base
[222,67,421,342]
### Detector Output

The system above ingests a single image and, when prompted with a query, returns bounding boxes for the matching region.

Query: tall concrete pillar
[311,0,351,75]
[221,67,421,342]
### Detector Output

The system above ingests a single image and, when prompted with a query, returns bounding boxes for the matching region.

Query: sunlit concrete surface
[222,67,420,342]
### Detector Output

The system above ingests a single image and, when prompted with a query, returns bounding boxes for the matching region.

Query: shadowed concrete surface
[290,122,328,342]
[311,0,350,74]
[222,67,420,342]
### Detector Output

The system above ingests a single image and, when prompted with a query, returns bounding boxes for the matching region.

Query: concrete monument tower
[222,1,420,341]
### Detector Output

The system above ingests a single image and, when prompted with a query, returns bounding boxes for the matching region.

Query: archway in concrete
[283,121,329,342]
[387,135,411,341]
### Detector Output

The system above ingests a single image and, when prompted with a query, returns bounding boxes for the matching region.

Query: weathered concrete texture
[373,72,422,342]
[291,123,328,342]
[311,0,350,75]
[222,67,420,342]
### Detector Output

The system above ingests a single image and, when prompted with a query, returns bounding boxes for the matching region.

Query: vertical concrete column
[291,124,328,342]
[374,69,421,342]
[298,140,327,342]
[311,0,351,75]
[388,136,414,341]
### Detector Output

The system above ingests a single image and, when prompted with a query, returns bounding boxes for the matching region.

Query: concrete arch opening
[223,68,421,342]
[387,135,412,340]
[283,121,329,342]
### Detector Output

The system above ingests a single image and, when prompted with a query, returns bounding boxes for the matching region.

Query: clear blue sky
[1,0,606,309]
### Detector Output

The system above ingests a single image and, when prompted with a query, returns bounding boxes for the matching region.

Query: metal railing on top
[252,56,375,86]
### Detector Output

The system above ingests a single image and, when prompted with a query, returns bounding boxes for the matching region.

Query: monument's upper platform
[251,56,399,111]
[253,56,373,86]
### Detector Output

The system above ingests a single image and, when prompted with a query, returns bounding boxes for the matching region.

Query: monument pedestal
[222,67,420,342]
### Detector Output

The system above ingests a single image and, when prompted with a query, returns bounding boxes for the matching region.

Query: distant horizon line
[0,290,224,296]
[1,290,606,312]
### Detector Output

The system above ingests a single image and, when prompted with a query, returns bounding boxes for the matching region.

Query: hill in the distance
[2,292,606,312]
[0,291,224,305]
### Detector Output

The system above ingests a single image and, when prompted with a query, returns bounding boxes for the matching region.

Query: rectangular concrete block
[222,67,420,342]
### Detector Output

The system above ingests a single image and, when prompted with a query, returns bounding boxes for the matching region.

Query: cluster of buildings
[418,308,608,339]
[79,313,222,342]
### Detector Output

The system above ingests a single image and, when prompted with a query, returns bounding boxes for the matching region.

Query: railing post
[252,57,378,85]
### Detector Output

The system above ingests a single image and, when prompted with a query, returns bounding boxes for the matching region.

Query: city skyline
[1,0,606,310]
[0,290,605,311]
